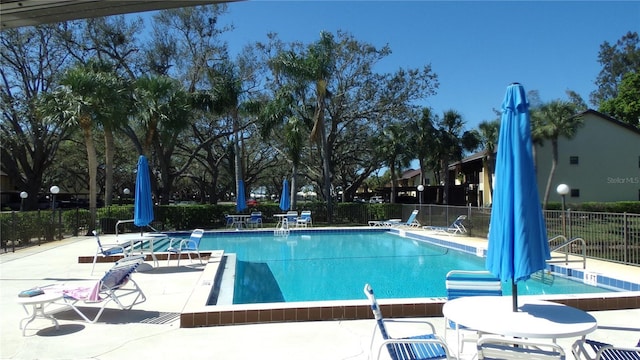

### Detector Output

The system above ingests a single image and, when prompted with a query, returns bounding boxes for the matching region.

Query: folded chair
[478,336,566,360]
[423,215,467,235]
[572,338,640,360]
[166,229,204,266]
[46,255,146,323]
[364,284,452,360]
[91,230,126,275]
[444,270,502,354]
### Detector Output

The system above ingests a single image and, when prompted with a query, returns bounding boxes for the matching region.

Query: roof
[400,168,421,180]
[0,0,236,29]
[578,109,640,136]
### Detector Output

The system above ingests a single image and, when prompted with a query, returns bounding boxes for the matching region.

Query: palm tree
[408,107,437,188]
[531,100,584,208]
[478,119,500,201]
[433,110,480,204]
[267,32,336,220]
[130,75,193,204]
[85,60,132,207]
[380,123,412,203]
[258,86,305,210]
[40,68,100,228]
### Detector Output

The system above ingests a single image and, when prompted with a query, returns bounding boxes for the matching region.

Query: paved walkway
[1,233,639,359]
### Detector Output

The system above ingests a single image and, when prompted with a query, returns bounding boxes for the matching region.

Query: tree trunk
[291,163,298,210]
[543,139,559,209]
[81,117,98,230]
[103,125,115,206]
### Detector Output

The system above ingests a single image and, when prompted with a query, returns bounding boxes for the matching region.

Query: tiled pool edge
[179,229,640,328]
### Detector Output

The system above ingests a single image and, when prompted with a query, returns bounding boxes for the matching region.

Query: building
[534,109,640,204]
[456,109,640,207]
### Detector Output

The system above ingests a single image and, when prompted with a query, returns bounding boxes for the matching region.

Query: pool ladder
[547,235,587,269]
[274,218,290,236]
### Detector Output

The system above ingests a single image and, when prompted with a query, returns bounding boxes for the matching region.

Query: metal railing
[2,203,639,267]
[547,235,587,269]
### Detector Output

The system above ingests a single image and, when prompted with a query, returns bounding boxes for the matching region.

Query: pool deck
[1,229,639,359]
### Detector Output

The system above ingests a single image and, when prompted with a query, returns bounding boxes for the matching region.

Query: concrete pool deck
[1,230,639,359]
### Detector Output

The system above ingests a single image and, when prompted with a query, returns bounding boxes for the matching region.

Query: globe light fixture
[556,184,570,237]
[49,186,60,210]
[20,191,28,211]
[417,184,424,208]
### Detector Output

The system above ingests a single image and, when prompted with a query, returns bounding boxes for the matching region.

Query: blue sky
[217,1,640,131]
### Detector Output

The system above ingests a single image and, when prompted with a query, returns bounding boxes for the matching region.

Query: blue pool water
[158,230,612,304]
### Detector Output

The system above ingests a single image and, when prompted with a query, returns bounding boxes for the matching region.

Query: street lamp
[417,184,424,208]
[556,184,570,237]
[20,191,28,211]
[123,188,130,205]
[49,185,60,210]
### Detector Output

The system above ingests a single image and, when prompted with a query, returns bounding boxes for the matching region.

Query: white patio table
[115,232,168,267]
[442,295,597,341]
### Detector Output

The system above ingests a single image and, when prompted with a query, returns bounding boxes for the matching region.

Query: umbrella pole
[512,281,518,312]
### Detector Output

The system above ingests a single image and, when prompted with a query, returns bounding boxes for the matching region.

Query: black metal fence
[1,203,638,267]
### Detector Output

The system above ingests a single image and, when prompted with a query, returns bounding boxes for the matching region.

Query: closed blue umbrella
[134,155,154,230]
[236,180,247,213]
[486,83,550,311]
[279,179,290,211]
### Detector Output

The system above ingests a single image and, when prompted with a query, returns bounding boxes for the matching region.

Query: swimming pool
[158,229,613,305]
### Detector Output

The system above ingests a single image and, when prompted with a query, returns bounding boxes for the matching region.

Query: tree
[590,31,640,107]
[531,100,584,208]
[477,119,500,201]
[380,123,412,203]
[599,71,640,128]
[432,110,480,204]
[0,25,75,210]
[126,75,193,204]
[407,107,438,195]
[40,71,97,226]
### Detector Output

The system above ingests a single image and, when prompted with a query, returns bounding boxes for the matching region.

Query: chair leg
[91,254,99,275]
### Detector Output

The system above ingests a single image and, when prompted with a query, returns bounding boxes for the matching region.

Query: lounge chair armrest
[167,237,184,251]
[382,318,438,335]
[101,243,126,253]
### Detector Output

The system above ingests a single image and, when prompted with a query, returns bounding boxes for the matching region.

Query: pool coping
[174,227,640,328]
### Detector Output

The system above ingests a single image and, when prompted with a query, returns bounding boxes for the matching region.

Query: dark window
[570,189,580,197]
[569,156,579,165]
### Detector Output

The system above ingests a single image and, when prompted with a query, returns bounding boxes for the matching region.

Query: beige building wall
[534,111,640,204]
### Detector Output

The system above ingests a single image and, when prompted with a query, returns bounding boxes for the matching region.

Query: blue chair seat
[387,334,448,360]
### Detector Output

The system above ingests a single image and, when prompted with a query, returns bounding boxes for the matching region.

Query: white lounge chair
[296,210,312,227]
[444,270,502,354]
[364,283,452,360]
[246,212,263,228]
[91,230,126,275]
[478,336,566,360]
[46,255,146,323]
[166,229,204,266]
[572,338,640,360]
[423,215,467,235]
[369,210,420,228]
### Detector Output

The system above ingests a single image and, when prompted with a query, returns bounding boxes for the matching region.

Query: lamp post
[417,184,424,208]
[49,186,60,210]
[556,184,570,238]
[20,191,28,211]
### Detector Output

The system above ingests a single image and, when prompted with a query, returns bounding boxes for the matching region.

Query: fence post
[623,212,628,264]
[73,207,79,237]
[57,209,63,240]
[568,208,572,240]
